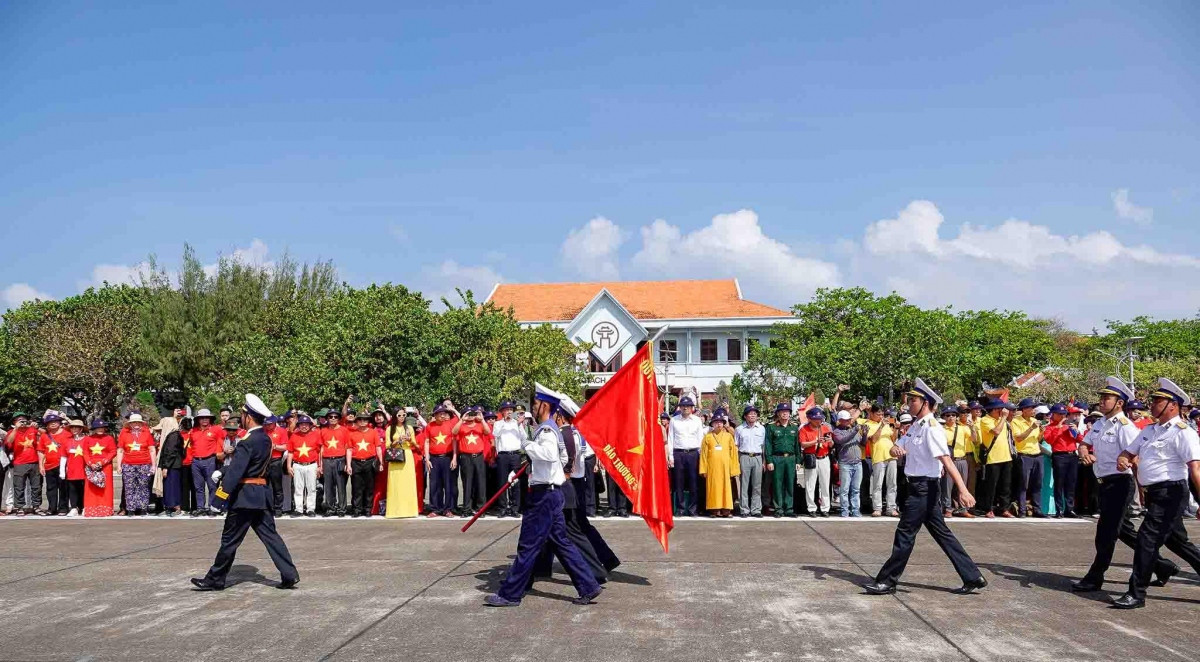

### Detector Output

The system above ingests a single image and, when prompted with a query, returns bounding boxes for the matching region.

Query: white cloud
[853,200,1200,329]
[2,283,54,309]
[1112,188,1153,225]
[560,216,625,279]
[84,262,155,289]
[427,260,503,308]
[205,239,271,277]
[630,209,840,301]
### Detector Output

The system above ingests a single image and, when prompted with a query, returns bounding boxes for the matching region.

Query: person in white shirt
[485,384,602,608]
[491,401,527,518]
[863,378,985,596]
[666,397,706,517]
[1109,378,1200,609]
[734,404,766,517]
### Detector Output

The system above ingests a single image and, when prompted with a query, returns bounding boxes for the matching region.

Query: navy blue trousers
[876,477,981,587]
[672,449,700,516]
[497,487,600,602]
[428,454,457,514]
[203,508,298,586]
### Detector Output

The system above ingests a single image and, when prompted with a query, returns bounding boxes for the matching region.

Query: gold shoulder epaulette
[1117,415,1129,425]
[1176,420,1189,429]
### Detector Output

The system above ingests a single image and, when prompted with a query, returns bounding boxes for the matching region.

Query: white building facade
[486,279,794,406]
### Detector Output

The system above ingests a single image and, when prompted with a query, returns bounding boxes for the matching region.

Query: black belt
[907,475,938,483]
[1020,453,1041,458]
[194,455,215,461]
[740,452,762,456]
[674,448,698,453]
[772,453,793,457]
[1144,479,1187,490]
[1096,474,1131,485]
[530,484,560,492]
[1052,451,1076,456]
[497,450,522,455]
[460,452,483,457]
[293,461,317,466]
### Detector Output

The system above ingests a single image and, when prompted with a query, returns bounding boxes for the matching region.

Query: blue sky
[2,1,1197,330]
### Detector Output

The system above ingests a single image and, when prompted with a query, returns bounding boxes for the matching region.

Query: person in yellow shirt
[1010,398,1046,518]
[865,405,897,517]
[942,406,976,518]
[974,399,1016,518]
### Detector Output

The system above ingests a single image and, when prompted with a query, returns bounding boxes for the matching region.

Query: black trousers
[976,460,1012,515]
[65,479,85,512]
[672,449,700,516]
[428,454,457,514]
[1051,452,1078,515]
[1082,474,1177,584]
[582,455,598,516]
[494,452,522,514]
[1129,480,1191,600]
[43,471,63,513]
[203,508,298,586]
[532,503,608,584]
[268,458,285,513]
[322,457,347,514]
[459,454,487,513]
[876,477,981,587]
[350,458,377,516]
[606,471,629,514]
[180,464,195,512]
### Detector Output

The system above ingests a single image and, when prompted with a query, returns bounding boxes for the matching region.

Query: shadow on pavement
[225,564,274,588]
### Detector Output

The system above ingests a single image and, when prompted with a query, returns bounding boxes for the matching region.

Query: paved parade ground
[0,516,1198,662]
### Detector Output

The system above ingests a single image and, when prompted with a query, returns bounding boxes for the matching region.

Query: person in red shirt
[174,409,195,513]
[421,403,460,517]
[453,406,494,517]
[370,407,391,517]
[1042,403,1082,518]
[319,409,352,516]
[4,412,43,516]
[190,409,226,516]
[117,413,157,516]
[263,415,289,516]
[799,408,834,517]
[62,419,89,515]
[287,414,322,516]
[347,411,383,517]
[37,413,72,515]
[83,420,118,517]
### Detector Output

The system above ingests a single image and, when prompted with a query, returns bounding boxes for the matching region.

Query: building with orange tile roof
[486,279,794,402]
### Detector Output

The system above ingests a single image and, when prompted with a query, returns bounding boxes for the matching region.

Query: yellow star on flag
[295,443,313,459]
[434,432,448,446]
[70,445,84,457]
[89,442,105,456]
[465,433,479,447]
[356,438,370,451]
[46,441,59,453]
[19,437,34,448]
[326,438,339,449]
[129,440,142,451]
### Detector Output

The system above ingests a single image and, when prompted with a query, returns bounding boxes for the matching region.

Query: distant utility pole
[1096,336,1144,392]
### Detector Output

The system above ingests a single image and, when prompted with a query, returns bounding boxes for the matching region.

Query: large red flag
[574,342,674,553]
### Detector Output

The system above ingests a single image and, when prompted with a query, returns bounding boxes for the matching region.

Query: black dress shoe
[572,586,602,605]
[1151,564,1179,588]
[1111,593,1145,609]
[951,576,988,595]
[773,512,782,518]
[1070,579,1102,593]
[862,581,896,595]
[278,577,299,590]
[190,577,224,591]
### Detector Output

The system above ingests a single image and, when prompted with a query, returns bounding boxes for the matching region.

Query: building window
[588,352,623,373]
[658,339,678,363]
[700,339,718,362]
[727,338,742,362]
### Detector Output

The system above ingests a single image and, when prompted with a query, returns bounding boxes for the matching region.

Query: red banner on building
[574,342,674,553]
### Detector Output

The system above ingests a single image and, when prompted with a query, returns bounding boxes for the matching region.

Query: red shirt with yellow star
[320,425,350,460]
[190,425,226,459]
[455,421,493,455]
[85,433,117,466]
[37,428,71,469]
[348,428,380,460]
[64,435,89,479]
[8,427,40,465]
[265,423,289,459]
[118,426,155,465]
[288,429,322,463]
[421,418,458,456]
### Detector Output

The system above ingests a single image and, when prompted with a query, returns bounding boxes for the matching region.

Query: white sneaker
[66,508,79,517]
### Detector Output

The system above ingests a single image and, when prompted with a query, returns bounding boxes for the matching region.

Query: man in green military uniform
[765,402,800,517]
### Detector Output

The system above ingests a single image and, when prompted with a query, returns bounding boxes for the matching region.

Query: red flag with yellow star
[574,342,673,553]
